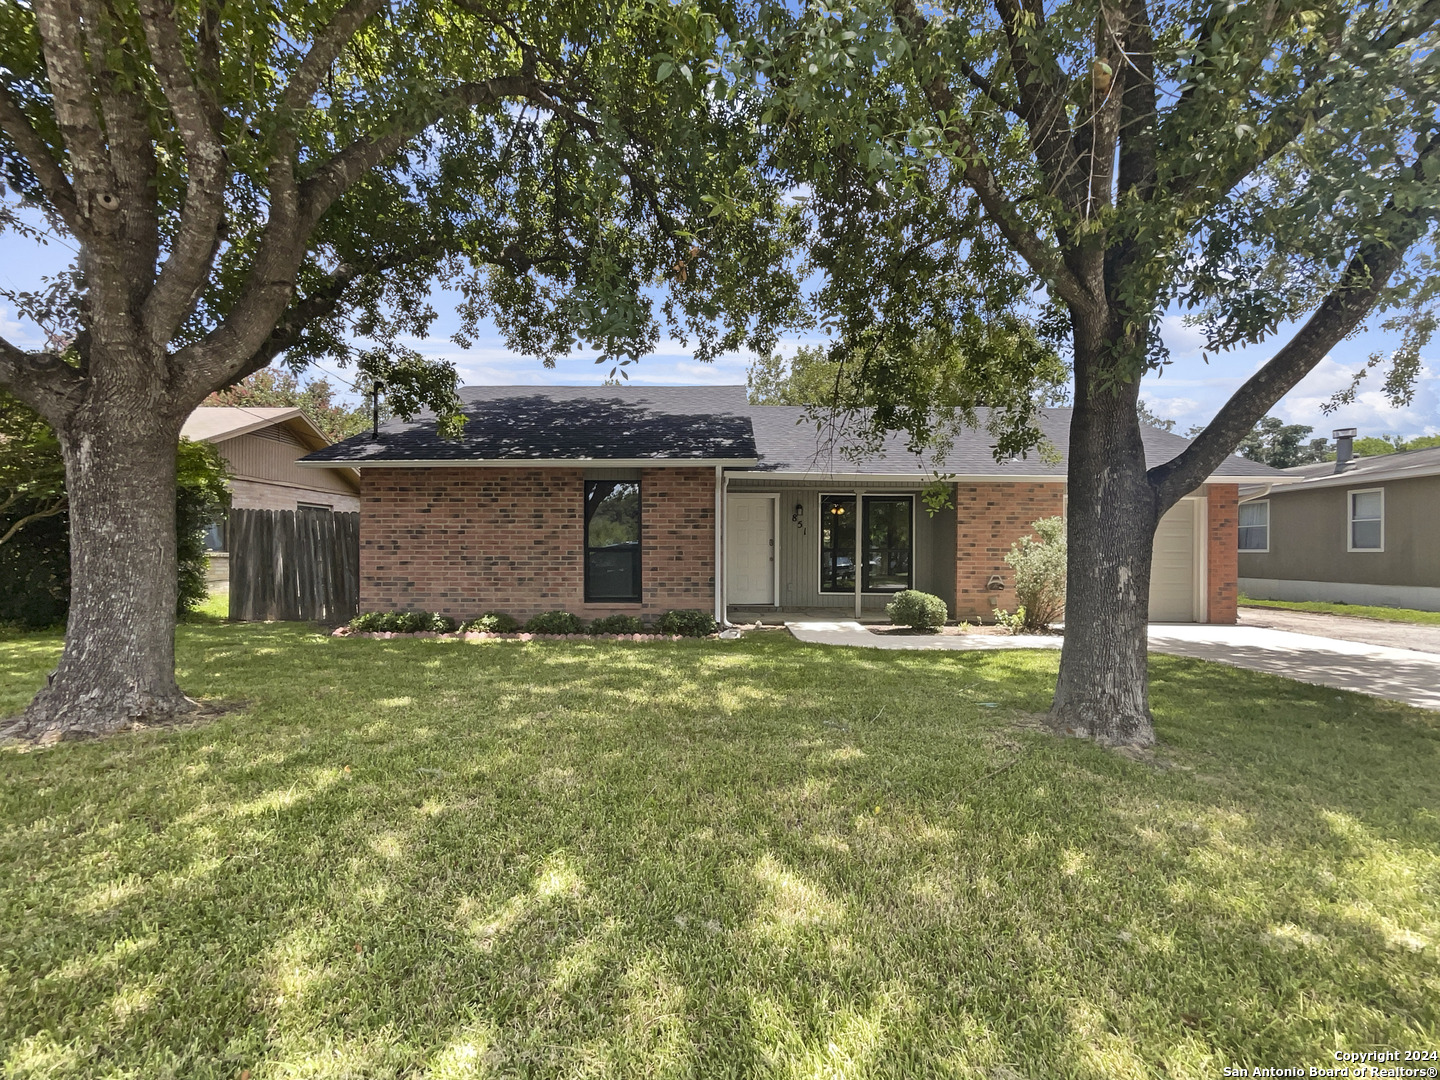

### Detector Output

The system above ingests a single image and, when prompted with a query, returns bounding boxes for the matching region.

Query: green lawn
[1,626,1437,1078]
[1239,595,1440,626]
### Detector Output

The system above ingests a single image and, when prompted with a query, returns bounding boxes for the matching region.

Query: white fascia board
[727,470,1273,483]
[297,457,761,469]
[728,470,1069,483]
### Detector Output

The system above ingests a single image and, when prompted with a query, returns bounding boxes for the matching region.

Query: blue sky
[3,226,1437,441]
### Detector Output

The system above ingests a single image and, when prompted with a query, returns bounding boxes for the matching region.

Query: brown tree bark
[11,362,192,740]
[1050,316,1160,745]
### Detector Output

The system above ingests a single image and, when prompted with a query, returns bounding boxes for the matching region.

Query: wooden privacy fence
[228,508,359,623]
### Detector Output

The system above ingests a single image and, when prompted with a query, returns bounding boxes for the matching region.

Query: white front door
[727,495,775,604]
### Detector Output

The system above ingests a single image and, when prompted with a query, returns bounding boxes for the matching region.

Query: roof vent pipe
[1333,428,1357,473]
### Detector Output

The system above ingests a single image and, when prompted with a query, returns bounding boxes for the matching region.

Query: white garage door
[1149,502,1197,622]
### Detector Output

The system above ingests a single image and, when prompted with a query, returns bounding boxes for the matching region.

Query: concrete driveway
[1237,605,1440,654]
[785,620,1440,712]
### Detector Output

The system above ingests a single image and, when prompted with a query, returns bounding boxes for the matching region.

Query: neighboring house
[298,385,1281,625]
[1238,429,1440,612]
[182,406,361,586]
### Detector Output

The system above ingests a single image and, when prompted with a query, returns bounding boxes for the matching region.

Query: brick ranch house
[298,385,1282,625]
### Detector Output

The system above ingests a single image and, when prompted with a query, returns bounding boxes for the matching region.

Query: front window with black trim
[820,495,856,593]
[820,494,913,593]
[585,481,641,602]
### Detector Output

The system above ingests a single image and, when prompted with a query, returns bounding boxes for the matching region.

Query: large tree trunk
[1049,321,1160,746]
[15,395,192,741]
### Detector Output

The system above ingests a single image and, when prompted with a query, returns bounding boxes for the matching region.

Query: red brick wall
[953,482,1066,619]
[1206,483,1239,624]
[359,466,714,622]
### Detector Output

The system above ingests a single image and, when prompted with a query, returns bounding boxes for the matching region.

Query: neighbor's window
[203,514,227,552]
[585,481,641,602]
[820,495,856,593]
[1348,489,1384,552]
[1238,500,1269,552]
[820,494,913,593]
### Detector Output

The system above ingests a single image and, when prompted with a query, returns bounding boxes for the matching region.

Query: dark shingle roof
[744,406,1282,479]
[300,384,1284,480]
[300,385,757,464]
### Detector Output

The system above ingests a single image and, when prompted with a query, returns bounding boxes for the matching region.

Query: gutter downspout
[715,466,728,628]
[1239,484,1273,503]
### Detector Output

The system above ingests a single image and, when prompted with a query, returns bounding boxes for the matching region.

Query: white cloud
[1139,393,1201,426]
[1272,357,1440,437]
[0,303,46,349]
[1159,314,1207,359]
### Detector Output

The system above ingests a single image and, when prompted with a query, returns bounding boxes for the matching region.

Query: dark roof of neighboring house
[1267,445,1440,490]
[300,384,1285,480]
[299,384,758,465]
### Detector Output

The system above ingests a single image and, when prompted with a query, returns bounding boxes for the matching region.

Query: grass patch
[1240,595,1440,626]
[1,626,1437,1077]
[183,590,231,624]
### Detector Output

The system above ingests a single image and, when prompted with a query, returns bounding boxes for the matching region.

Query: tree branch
[956,57,1020,115]
[991,0,1083,208]
[138,0,230,344]
[0,497,68,547]
[298,74,575,229]
[890,0,1091,309]
[1149,202,1436,507]
[283,0,386,115]
[0,335,86,423]
[32,0,115,207]
[1114,0,1156,203]
[0,82,83,233]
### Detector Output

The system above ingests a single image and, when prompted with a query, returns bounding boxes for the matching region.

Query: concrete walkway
[784,620,1440,712]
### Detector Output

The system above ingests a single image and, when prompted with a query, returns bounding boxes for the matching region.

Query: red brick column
[953,482,1066,620]
[1206,483,1239,624]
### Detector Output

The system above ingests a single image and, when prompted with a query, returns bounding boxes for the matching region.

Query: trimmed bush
[885,589,948,631]
[523,610,586,635]
[656,609,717,637]
[588,614,645,635]
[348,611,455,633]
[1004,516,1066,631]
[461,612,520,634]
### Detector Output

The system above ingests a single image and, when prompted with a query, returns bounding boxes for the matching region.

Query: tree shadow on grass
[0,630,1436,1078]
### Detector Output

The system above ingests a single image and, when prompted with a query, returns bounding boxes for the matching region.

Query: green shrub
[0,400,231,625]
[461,612,520,634]
[656,609,717,637]
[1004,516,1066,631]
[885,589,948,631]
[349,611,455,633]
[175,439,231,615]
[992,607,1027,634]
[589,614,646,635]
[524,611,586,635]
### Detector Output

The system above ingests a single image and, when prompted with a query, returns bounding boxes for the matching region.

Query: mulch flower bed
[331,627,689,641]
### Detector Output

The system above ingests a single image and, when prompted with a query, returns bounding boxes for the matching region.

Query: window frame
[818,494,857,594]
[584,479,643,604]
[817,493,915,595]
[1237,499,1270,553]
[1347,487,1385,553]
[860,494,914,594]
